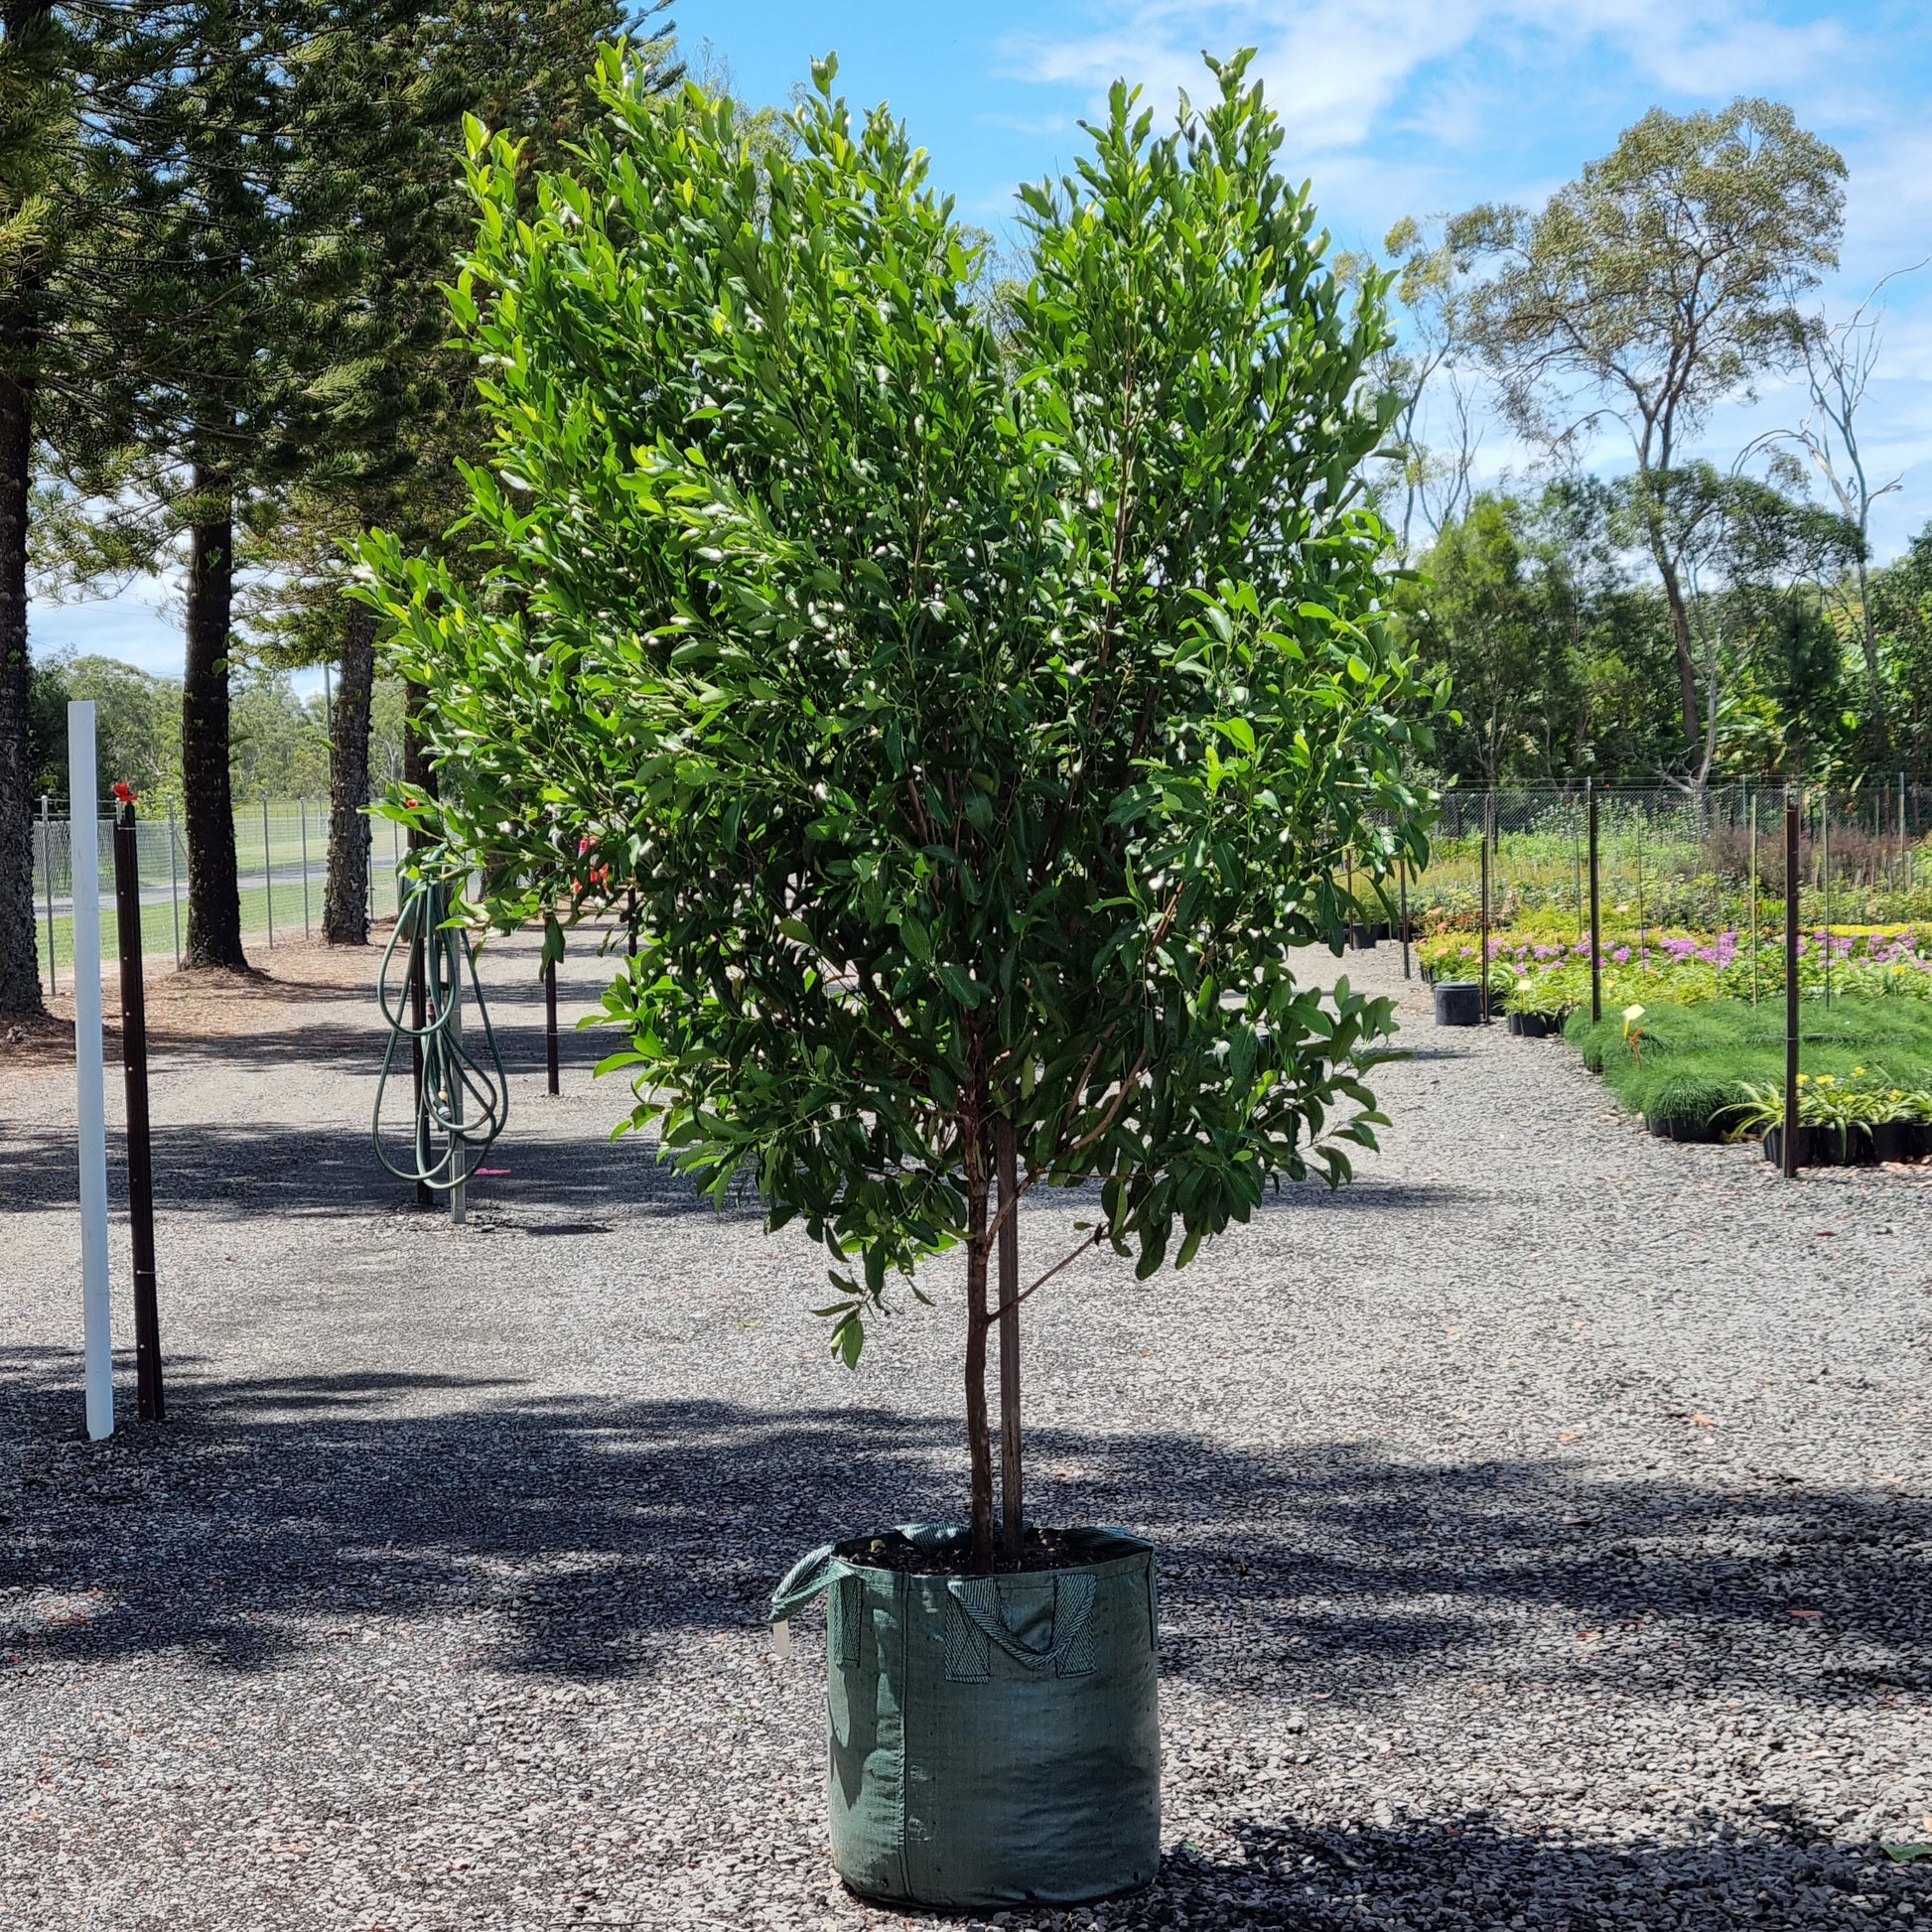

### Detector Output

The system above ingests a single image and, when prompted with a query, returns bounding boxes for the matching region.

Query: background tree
[361,52,1440,1572]
[1455,98,1847,767]
[1347,217,1481,561]
[1614,464,1860,778]
[0,0,75,1014]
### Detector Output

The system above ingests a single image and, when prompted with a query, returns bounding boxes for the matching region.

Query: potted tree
[361,47,1438,1910]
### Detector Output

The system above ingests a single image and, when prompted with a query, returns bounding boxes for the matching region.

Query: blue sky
[40,0,1932,680]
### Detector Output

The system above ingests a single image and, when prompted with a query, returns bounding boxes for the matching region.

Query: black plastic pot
[1434,981,1483,1027]
[1869,1120,1928,1164]
[1506,1011,1566,1039]
[1347,922,1378,949]
[1370,920,1392,943]
[1763,1124,1864,1167]
[1646,1114,1718,1144]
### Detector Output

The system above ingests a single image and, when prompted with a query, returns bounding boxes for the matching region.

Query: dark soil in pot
[838,1524,1108,1576]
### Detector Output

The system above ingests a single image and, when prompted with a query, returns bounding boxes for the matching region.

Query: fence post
[1748,788,1758,1009]
[1479,793,1491,1025]
[545,948,561,1095]
[40,793,56,995]
[1587,778,1600,1027]
[262,797,274,948]
[1822,798,1832,1009]
[301,801,311,938]
[1784,791,1801,1179]
[1398,857,1410,981]
[113,801,165,1423]
[166,800,182,966]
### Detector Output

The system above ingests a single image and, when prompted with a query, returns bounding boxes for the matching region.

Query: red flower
[111,781,138,805]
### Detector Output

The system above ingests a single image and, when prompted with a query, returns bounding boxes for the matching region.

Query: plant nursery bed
[1570,997,1932,1148]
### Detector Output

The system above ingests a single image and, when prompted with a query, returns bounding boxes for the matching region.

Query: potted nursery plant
[360,48,1438,1909]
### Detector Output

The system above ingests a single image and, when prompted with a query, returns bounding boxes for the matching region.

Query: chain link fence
[29,800,410,995]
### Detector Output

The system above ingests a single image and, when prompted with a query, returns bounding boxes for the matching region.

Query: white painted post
[69,703,113,1441]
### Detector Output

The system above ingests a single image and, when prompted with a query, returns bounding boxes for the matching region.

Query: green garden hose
[373,874,509,1195]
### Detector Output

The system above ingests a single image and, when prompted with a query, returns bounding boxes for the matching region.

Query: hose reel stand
[373,874,509,1221]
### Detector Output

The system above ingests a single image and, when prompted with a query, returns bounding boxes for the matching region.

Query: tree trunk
[322,598,376,941]
[964,1156,995,1576]
[0,363,42,1016]
[994,1112,1023,1566]
[182,473,247,970]
[1656,551,1702,757]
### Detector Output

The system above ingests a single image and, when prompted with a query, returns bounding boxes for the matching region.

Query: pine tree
[263,0,679,942]
[0,2,73,1015]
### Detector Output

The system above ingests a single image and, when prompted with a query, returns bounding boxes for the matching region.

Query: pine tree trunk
[964,1159,995,1576]
[994,1112,1024,1565]
[182,472,247,970]
[0,362,43,1016]
[322,599,376,941]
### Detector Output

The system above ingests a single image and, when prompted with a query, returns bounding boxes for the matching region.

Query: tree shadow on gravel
[0,1116,750,1223]
[4,1360,1924,1703]
[1093,1817,1930,1932]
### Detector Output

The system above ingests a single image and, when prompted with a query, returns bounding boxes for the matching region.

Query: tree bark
[322,598,375,941]
[964,1151,995,1576]
[182,472,247,970]
[1655,550,1702,758]
[0,363,42,1016]
[994,1111,1024,1566]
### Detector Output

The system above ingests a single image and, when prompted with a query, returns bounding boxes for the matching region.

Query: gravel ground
[2,928,1928,1932]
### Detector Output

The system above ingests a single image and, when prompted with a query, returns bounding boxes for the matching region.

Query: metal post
[40,793,55,994]
[392,816,402,916]
[545,953,561,1095]
[1749,790,1758,1009]
[1635,811,1646,975]
[1345,845,1356,948]
[301,801,311,938]
[1784,792,1801,1179]
[167,800,181,966]
[69,705,112,1440]
[112,803,164,1423]
[447,924,466,1226]
[1822,798,1832,1009]
[262,797,274,948]
[1587,778,1601,1027]
[1399,858,1410,981]
[1479,794,1491,1024]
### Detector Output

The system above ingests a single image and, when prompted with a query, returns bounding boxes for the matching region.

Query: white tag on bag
[772,1619,791,1660]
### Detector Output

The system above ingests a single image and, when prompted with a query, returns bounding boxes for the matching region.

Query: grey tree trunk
[182,473,246,970]
[0,363,42,1015]
[322,599,376,941]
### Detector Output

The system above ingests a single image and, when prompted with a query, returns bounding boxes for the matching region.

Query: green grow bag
[769,1524,1161,1909]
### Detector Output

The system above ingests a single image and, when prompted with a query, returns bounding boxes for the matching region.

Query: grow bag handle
[947,1572,1097,1674]
[769,1543,845,1623]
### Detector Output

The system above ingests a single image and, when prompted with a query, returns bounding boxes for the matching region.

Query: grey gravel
[2,929,1928,1931]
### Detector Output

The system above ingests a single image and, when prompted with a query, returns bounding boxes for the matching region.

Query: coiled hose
[373,874,509,1195]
